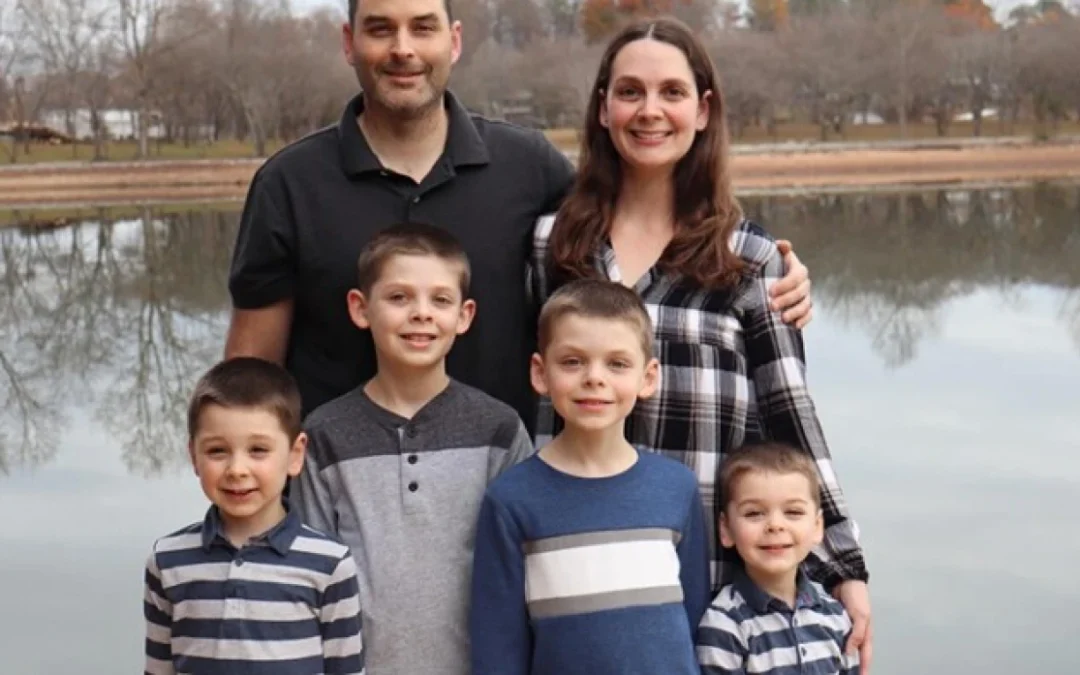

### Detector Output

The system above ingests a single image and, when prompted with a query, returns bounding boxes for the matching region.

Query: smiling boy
[293,222,533,675]
[469,279,710,675]
[143,357,365,675]
[696,442,859,675]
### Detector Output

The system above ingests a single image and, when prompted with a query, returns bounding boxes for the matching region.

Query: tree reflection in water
[0,181,1077,474]
[0,206,237,476]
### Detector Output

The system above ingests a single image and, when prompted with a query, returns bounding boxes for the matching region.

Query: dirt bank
[1,142,1078,207]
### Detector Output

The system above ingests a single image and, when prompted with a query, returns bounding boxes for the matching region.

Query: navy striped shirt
[143,505,365,674]
[696,568,858,675]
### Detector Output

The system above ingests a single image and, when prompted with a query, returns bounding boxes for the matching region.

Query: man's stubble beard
[355,67,448,121]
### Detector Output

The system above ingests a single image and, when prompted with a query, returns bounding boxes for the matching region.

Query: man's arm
[223,299,294,364]
[226,168,298,361]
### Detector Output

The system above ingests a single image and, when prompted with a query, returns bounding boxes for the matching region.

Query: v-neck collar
[597,237,660,296]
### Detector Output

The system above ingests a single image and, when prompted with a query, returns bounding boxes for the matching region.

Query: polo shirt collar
[733,565,824,614]
[200,501,301,557]
[337,90,490,177]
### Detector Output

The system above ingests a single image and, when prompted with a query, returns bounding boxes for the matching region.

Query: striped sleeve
[696,604,748,674]
[143,549,175,675]
[742,243,867,589]
[319,552,365,674]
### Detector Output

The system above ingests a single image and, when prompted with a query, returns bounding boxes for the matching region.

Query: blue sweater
[470,449,710,675]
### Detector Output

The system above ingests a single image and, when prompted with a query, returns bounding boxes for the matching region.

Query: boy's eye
[434,295,453,305]
[609,360,630,369]
[785,509,806,517]
[250,446,270,455]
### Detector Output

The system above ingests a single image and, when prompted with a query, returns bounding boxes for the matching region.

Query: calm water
[1,183,1078,673]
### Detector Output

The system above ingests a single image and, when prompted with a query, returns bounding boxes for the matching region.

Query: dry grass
[5,121,1079,165]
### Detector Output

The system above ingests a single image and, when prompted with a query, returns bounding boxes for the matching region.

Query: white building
[39,108,166,141]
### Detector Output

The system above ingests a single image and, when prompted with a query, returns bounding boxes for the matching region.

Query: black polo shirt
[227,92,575,430]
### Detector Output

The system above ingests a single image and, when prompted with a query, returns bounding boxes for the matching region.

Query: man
[224,0,812,427]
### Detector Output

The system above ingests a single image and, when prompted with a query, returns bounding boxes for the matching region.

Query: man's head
[531,279,659,434]
[343,0,461,120]
[718,442,824,581]
[348,222,476,372]
[186,357,307,536]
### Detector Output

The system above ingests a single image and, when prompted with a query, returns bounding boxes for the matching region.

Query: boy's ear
[346,289,370,329]
[638,357,660,400]
[188,440,199,476]
[529,352,549,396]
[287,431,308,478]
[812,507,824,547]
[456,298,476,335]
[718,511,735,549]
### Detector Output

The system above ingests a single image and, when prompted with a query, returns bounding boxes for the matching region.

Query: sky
[289,0,1044,23]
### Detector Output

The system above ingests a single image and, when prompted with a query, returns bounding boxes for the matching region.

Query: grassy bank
[3,121,1080,165]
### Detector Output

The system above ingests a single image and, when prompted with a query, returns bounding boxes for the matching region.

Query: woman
[531,16,872,669]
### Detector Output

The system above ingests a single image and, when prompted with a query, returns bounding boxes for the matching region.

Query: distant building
[39,108,166,141]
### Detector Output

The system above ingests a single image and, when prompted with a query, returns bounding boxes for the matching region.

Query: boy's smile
[189,405,306,546]
[531,315,658,433]
[349,253,475,371]
[720,470,824,598]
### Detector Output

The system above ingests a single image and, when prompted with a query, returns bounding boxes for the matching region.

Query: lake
[1,182,1078,673]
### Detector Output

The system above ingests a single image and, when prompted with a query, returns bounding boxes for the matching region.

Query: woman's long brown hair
[547,16,745,291]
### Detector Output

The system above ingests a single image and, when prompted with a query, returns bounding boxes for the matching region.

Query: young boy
[696,442,859,675]
[143,357,365,675]
[469,279,711,675]
[292,222,534,675]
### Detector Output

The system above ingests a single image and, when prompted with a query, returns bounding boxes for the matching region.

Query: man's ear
[347,289,370,329]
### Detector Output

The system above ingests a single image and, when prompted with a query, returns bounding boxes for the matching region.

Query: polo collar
[201,502,301,557]
[733,565,824,614]
[337,90,490,177]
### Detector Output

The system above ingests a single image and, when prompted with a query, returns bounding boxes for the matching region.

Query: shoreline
[1,139,1078,209]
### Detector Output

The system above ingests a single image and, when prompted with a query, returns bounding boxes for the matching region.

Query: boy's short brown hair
[186,357,303,442]
[719,442,821,513]
[537,279,654,358]
[355,222,471,298]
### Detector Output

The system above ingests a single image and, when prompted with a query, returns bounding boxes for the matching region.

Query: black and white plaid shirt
[531,215,868,592]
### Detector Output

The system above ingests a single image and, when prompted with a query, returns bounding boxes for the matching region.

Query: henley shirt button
[406,427,418,438]
[408,481,419,492]
[407,455,418,464]
[234,558,244,567]
[800,646,807,657]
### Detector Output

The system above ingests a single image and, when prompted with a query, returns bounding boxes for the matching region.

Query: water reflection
[0,207,236,476]
[742,183,1080,366]
[0,182,1077,476]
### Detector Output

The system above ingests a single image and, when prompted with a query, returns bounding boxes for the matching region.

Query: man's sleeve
[534,131,576,214]
[293,428,336,533]
[743,246,867,590]
[695,605,748,675]
[319,552,365,675]
[143,550,175,675]
[470,494,531,675]
[228,170,298,310]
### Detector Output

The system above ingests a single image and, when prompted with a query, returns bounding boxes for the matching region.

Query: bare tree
[16,0,111,156]
[118,0,174,158]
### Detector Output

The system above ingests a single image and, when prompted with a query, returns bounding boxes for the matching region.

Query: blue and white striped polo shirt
[143,505,364,674]
[696,568,859,675]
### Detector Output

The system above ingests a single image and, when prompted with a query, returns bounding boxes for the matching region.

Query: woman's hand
[770,239,813,329]
[834,580,873,674]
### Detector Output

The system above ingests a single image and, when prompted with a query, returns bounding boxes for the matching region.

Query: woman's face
[600,38,709,176]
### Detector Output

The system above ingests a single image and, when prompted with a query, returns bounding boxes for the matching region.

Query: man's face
[344,0,461,119]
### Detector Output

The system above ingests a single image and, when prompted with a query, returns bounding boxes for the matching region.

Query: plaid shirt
[530,215,867,592]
